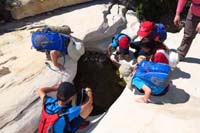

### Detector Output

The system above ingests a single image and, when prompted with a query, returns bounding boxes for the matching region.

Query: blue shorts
[132,77,167,96]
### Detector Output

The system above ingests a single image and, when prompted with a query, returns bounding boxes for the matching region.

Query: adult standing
[174,0,200,61]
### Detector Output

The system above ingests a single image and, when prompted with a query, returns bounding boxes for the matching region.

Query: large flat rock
[7,0,93,19]
[0,1,128,132]
[92,28,200,133]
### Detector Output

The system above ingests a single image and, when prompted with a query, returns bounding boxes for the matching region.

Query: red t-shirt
[151,50,169,64]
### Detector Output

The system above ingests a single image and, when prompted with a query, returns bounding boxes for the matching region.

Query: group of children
[31,20,176,132]
[30,0,200,131]
[108,21,174,103]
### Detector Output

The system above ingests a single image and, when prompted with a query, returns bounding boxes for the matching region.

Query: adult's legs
[177,11,200,60]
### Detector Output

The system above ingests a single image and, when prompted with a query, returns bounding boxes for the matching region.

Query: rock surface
[92,24,200,133]
[0,1,128,132]
[7,0,93,19]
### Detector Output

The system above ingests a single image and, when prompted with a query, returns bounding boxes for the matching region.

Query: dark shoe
[79,120,90,130]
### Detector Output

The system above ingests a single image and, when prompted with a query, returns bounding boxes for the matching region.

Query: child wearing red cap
[130,21,167,59]
[108,33,131,60]
[132,37,170,103]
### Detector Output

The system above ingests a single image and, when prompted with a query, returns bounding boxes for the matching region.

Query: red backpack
[38,105,67,133]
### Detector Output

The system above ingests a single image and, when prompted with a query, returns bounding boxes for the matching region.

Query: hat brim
[137,30,150,38]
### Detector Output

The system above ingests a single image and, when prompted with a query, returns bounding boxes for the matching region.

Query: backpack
[31,28,70,54]
[38,104,72,133]
[132,60,171,95]
[111,33,131,49]
[156,49,179,68]
[154,23,167,42]
[38,105,59,133]
[38,101,82,133]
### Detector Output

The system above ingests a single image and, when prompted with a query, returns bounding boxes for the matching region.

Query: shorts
[132,77,168,96]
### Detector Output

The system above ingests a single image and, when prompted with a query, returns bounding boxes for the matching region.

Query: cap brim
[137,30,149,38]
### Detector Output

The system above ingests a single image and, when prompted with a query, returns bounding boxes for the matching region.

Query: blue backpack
[111,33,131,49]
[31,28,70,54]
[155,23,167,42]
[132,60,171,95]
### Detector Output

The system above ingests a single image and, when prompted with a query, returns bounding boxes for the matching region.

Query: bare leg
[136,84,151,103]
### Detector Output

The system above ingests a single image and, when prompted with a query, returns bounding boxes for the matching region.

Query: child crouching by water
[131,37,171,103]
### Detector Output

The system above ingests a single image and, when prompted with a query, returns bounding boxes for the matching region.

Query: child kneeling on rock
[119,37,172,103]
[31,25,85,71]
[37,82,93,133]
[131,37,172,103]
[131,60,171,103]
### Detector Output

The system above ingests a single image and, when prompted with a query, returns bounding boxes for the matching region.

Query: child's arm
[50,50,64,71]
[136,84,151,103]
[107,44,113,56]
[37,84,59,101]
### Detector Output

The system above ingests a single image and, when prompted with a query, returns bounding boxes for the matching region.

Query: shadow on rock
[171,67,191,80]
[183,57,200,64]
[150,84,190,105]
[134,84,190,105]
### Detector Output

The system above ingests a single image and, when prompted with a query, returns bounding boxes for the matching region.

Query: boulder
[82,5,128,53]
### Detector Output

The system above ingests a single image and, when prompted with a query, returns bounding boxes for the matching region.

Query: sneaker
[79,120,90,130]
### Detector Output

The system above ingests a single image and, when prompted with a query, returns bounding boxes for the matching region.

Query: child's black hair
[57,82,76,102]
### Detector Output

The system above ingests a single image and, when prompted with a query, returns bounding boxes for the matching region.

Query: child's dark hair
[140,36,168,55]
[57,82,76,102]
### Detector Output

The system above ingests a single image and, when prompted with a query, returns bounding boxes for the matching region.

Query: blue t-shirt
[43,95,83,133]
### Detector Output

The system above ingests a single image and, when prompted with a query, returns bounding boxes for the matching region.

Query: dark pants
[177,11,200,60]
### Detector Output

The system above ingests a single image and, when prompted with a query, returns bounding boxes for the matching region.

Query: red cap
[137,21,154,38]
[119,36,130,49]
[119,36,130,55]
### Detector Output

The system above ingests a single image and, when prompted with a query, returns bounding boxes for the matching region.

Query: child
[131,21,167,58]
[107,33,131,60]
[31,26,85,71]
[37,82,93,133]
[132,37,171,103]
